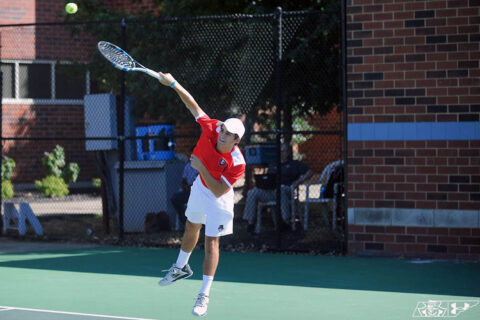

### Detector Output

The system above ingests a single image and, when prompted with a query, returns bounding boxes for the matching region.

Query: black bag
[145,211,171,233]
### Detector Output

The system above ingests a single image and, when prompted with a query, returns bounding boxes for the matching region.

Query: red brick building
[0,0,99,183]
[346,0,480,259]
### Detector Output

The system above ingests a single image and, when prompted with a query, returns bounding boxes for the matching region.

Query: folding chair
[303,160,344,231]
[254,185,298,234]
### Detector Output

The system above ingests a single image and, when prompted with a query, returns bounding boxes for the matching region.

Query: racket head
[97,41,136,71]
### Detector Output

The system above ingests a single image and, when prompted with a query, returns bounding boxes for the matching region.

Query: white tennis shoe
[192,293,209,317]
[158,264,193,286]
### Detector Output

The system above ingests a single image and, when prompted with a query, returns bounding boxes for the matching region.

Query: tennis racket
[97,41,162,80]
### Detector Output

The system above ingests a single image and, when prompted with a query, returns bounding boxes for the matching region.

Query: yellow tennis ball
[65,2,78,14]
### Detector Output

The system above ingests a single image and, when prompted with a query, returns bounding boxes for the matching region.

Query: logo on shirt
[219,158,227,167]
[218,225,224,232]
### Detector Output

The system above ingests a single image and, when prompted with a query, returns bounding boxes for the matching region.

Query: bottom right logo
[413,300,479,318]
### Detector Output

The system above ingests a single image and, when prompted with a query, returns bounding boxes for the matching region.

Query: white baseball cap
[219,118,245,139]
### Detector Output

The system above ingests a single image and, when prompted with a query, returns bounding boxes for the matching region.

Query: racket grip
[145,68,162,80]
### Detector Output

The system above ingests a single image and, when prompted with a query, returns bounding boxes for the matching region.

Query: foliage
[66,0,340,124]
[35,175,70,198]
[41,145,66,178]
[37,145,80,197]
[2,181,14,199]
[92,178,102,188]
[2,156,16,199]
[62,163,81,184]
[41,145,80,183]
[2,156,16,182]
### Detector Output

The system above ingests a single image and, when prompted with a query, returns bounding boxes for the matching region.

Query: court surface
[0,241,479,320]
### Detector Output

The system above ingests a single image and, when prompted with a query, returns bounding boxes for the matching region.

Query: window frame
[1,59,91,105]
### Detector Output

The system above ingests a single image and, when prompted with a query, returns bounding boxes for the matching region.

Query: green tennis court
[0,241,479,320]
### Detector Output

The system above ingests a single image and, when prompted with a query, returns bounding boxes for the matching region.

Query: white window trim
[1,59,90,105]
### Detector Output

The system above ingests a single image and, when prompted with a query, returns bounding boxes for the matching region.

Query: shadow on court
[0,244,479,298]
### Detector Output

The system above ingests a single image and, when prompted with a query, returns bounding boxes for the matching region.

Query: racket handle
[144,68,162,80]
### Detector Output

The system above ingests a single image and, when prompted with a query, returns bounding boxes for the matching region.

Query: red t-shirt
[192,114,245,191]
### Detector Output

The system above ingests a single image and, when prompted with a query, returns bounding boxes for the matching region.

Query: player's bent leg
[158,263,193,286]
[158,220,202,287]
[182,220,202,252]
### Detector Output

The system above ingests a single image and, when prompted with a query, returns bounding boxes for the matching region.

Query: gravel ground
[11,190,101,203]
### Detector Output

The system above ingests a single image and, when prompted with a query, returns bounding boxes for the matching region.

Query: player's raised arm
[158,72,204,119]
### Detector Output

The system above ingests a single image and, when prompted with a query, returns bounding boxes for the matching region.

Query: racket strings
[98,42,135,69]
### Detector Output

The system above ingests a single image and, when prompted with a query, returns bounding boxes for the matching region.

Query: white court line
[0,306,157,320]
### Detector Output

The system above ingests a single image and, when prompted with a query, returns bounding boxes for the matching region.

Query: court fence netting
[0,7,347,254]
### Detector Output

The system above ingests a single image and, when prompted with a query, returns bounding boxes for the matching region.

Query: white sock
[200,275,214,296]
[174,249,191,269]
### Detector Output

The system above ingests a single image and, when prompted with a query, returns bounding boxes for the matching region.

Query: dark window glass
[19,63,51,99]
[1,63,15,98]
[55,64,86,99]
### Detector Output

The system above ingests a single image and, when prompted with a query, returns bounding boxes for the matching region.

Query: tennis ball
[65,2,78,14]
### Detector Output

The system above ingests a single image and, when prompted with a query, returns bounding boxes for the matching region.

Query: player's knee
[204,236,219,253]
[185,220,202,235]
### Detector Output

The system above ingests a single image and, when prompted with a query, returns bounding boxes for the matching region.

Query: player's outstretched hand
[158,72,176,87]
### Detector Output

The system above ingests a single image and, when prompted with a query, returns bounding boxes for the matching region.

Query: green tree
[68,0,340,125]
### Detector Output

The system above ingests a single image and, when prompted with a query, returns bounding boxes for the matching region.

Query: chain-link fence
[0,8,346,254]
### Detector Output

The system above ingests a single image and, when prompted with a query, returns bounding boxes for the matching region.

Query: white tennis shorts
[185,176,234,237]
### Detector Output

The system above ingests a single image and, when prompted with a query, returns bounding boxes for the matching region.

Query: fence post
[0,72,3,235]
[274,7,283,250]
[118,18,127,241]
[341,0,348,254]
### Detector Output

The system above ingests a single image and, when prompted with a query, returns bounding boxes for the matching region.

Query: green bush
[2,156,16,199]
[37,145,80,197]
[62,163,80,183]
[35,175,69,198]
[2,180,14,199]
[2,156,16,181]
[41,145,66,177]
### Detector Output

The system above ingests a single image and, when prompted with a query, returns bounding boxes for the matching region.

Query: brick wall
[2,104,96,182]
[347,0,480,259]
[348,140,480,210]
[349,225,480,260]
[0,0,35,24]
[348,0,479,123]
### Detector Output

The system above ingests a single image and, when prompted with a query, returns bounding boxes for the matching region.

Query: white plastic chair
[303,160,344,231]
[254,185,297,233]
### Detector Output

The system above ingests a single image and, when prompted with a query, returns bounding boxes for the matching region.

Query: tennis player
[156,72,246,317]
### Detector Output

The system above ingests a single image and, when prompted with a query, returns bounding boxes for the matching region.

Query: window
[1,63,14,98]
[1,60,90,104]
[19,63,51,99]
[55,64,86,99]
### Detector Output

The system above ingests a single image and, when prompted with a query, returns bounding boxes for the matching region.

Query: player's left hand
[190,154,204,172]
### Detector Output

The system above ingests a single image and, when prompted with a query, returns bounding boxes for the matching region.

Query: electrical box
[84,93,117,151]
[115,160,184,232]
